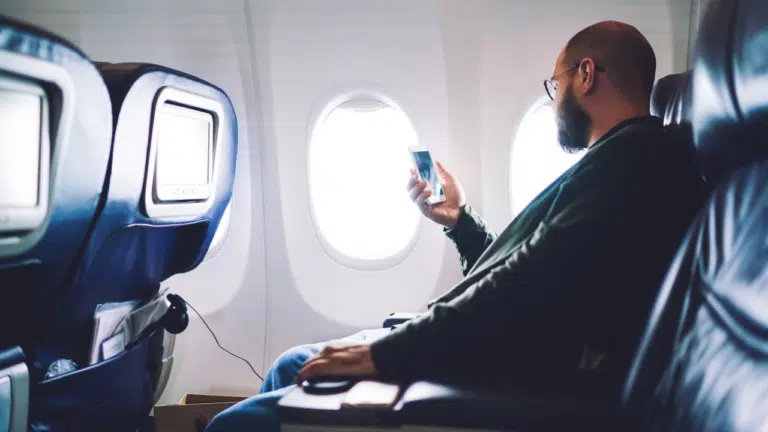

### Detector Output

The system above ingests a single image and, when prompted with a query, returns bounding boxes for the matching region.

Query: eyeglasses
[543,62,605,101]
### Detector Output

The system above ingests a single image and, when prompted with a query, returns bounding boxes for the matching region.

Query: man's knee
[266,343,322,383]
[271,343,320,375]
[261,343,326,393]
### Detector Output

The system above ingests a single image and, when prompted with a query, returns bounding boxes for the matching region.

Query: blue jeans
[205,328,390,432]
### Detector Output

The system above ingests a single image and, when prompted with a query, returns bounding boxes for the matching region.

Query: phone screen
[411,150,445,203]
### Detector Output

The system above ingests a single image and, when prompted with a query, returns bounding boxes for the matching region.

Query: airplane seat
[650,70,691,126]
[382,312,421,328]
[0,15,112,432]
[277,0,767,430]
[649,70,705,194]
[622,0,768,428]
[28,63,237,431]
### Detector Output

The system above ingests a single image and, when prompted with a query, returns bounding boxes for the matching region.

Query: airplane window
[309,97,421,266]
[509,99,583,216]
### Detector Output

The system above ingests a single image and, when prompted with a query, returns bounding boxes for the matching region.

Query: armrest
[278,378,618,431]
[0,346,29,432]
[0,347,23,371]
[277,380,401,427]
[395,380,618,431]
[382,312,422,328]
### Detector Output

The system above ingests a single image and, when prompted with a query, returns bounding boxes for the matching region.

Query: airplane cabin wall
[2,0,697,403]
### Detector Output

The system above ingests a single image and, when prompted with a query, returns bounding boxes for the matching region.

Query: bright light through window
[309,98,421,263]
[510,99,583,216]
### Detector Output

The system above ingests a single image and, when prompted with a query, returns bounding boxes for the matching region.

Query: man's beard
[556,85,591,153]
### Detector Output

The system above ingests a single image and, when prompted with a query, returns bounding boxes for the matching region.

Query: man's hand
[408,161,467,229]
[296,343,377,383]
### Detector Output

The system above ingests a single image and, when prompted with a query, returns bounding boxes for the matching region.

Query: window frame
[306,90,423,271]
[507,97,582,218]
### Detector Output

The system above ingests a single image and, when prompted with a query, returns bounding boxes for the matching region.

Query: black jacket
[370,116,707,392]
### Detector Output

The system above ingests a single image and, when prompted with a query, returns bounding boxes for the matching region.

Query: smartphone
[408,147,446,205]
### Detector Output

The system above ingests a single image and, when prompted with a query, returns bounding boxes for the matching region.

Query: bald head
[550,21,656,151]
[563,21,656,103]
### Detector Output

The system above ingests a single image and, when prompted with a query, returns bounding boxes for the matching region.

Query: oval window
[308,97,421,266]
[509,99,583,216]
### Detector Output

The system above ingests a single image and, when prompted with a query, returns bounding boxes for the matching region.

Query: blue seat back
[0,14,112,365]
[30,63,237,431]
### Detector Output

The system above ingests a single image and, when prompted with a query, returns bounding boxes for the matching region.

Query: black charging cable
[182,299,265,383]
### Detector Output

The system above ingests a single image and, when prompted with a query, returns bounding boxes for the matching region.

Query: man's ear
[580,58,597,95]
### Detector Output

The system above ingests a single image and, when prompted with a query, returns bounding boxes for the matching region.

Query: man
[207,20,705,431]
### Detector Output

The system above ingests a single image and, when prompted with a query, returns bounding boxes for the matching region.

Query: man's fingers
[301,351,330,371]
[406,174,419,191]
[321,344,348,354]
[297,356,356,382]
[303,343,352,371]
[415,189,432,208]
[297,356,364,382]
[297,358,331,383]
[325,340,361,350]
[298,355,328,381]
[295,346,376,384]
[434,161,452,181]
[409,180,428,202]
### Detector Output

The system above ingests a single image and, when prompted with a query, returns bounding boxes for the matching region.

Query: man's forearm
[423,205,497,308]
[444,204,497,276]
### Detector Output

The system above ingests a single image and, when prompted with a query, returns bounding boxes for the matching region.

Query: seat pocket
[30,331,156,432]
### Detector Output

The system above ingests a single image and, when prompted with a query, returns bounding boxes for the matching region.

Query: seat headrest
[0,14,87,58]
[0,14,111,255]
[691,0,768,184]
[57,62,238,294]
[650,71,692,127]
[0,14,112,356]
[95,62,236,244]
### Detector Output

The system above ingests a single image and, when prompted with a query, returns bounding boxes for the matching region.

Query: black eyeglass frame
[543,61,605,101]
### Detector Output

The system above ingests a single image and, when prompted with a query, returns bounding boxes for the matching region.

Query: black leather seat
[622,0,768,429]
[278,0,768,429]
[0,15,113,432]
[650,70,691,127]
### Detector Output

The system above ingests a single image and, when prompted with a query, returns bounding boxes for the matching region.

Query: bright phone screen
[411,150,444,202]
